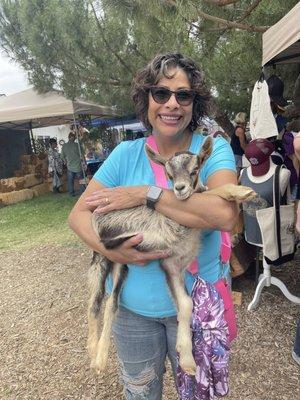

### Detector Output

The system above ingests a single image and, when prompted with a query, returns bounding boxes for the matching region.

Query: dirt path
[0,245,299,399]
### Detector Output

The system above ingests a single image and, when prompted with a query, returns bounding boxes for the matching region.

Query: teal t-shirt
[93,133,236,317]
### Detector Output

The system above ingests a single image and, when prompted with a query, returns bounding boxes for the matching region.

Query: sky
[0,51,32,96]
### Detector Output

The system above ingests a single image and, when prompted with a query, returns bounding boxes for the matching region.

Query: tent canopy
[262,2,300,66]
[0,88,119,130]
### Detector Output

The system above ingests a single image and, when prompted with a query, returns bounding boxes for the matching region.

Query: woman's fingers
[122,234,171,264]
[123,233,144,248]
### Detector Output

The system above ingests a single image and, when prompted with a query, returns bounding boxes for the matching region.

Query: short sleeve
[93,142,125,187]
[200,137,236,184]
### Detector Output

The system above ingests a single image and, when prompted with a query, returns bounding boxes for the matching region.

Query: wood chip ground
[0,244,299,399]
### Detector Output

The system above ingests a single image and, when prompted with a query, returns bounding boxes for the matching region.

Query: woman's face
[147,68,193,138]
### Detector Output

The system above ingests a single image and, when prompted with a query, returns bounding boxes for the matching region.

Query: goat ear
[144,144,167,166]
[198,137,213,166]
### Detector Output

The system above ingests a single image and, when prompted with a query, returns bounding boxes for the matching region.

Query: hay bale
[20,154,48,178]
[14,170,24,177]
[0,174,43,193]
[0,188,33,205]
[32,183,50,197]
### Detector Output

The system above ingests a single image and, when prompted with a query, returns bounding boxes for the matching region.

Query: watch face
[148,186,162,200]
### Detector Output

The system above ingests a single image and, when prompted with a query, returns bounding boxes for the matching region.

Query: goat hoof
[179,355,197,376]
[228,185,256,202]
[94,348,109,373]
[90,359,105,375]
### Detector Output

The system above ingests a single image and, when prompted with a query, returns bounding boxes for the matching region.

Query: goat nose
[175,183,186,191]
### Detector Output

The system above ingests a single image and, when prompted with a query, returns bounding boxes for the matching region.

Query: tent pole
[29,121,37,154]
[72,112,87,188]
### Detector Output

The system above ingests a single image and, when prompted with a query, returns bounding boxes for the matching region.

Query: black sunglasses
[149,86,196,106]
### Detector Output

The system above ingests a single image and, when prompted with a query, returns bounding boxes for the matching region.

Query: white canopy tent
[0,88,119,182]
[0,88,119,130]
[262,2,300,66]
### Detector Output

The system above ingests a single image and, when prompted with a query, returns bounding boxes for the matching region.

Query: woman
[230,112,247,175]
[68,52,238,399]
[48,138,63,193]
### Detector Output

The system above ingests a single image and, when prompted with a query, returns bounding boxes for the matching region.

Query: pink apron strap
[146,135,199,274]
[220,231,231,264]
[146,135,168,188]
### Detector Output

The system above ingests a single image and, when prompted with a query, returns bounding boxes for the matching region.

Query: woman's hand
[85,185,148,213]
[105,233,171,266]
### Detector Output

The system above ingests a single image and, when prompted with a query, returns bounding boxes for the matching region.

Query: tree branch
[89,2,135,73]
[194,7,268,32]
[162,0,269,33]
[237,0,263,22]
[202,0,239,6]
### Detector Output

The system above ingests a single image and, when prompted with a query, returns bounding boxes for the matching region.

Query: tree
[0,0,298,134]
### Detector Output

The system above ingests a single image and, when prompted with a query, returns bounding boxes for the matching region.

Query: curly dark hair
[131,52,212,132]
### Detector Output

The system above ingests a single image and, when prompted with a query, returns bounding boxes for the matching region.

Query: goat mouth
[175,190,191,200]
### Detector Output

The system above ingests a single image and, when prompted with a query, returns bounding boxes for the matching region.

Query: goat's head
[145,136,213,200]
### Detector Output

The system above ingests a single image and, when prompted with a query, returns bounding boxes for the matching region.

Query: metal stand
[248,257,300,311]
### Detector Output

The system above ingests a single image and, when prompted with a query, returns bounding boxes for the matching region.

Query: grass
[0,193,82,251]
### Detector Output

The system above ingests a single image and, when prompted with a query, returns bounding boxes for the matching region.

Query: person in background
[292,131,300,367]
[294,179,300,368]
[292,318,300,366]
[86,146,101,161]
[61,132,85,196]
[267,75,288,135]
[48,138,63,194]
[230,112,247,175]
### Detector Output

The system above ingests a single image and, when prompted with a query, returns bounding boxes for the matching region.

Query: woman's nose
[165,93,179,107]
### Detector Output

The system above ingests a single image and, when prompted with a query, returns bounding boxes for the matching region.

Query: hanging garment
[177,277,230,400]
[240,168,274,246]
[249,80,279,140]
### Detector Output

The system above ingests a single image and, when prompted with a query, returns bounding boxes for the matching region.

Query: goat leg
[87,254,112,364]
[162,261,196,376]
[94,263,128,374]
[205,183,256,202]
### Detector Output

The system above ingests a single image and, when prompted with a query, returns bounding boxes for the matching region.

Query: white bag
[256,165,295,265]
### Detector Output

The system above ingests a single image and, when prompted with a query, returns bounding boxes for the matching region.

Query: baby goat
[87,137,254,375]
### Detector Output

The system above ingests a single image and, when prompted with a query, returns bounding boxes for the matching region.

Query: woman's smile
[159,113,183,126]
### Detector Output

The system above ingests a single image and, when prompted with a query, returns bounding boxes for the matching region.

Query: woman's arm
[68,179,170,265]
[235,127,247,151]
[86,169,238,231]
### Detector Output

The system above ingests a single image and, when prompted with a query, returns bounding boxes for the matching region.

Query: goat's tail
[87,252,112,362]
[93,263,128,374]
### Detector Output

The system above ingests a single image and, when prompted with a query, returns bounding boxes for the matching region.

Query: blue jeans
[112,307,178,400]
[294,318,300,357]
[67,170,84,195]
